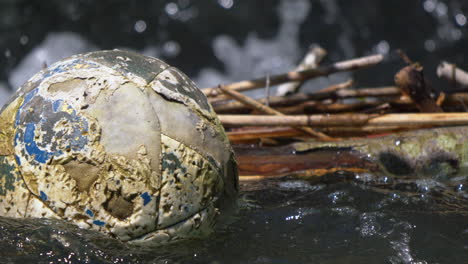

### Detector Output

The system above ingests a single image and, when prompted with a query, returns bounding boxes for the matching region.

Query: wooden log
[217,85,334,140]
[274,101,383,115]
[219,113,468,127]
[234,144,378,177]
[235,125,468,181]
[227,125,424,143]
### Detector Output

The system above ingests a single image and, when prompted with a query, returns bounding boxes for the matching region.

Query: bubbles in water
[358,212,382,237]
[328,190,349,204]
[172,4,198,22]
[423,0,463,44]
[134,20,147,33]
[435,2,448,17]
[415,179,442,194]
[355,173,375,183]
[165,2,179,16]
[450,28,462,40]
[424,39,436,52]
[388,223,417,264]
[218,0,234,9]
[284,208,318,222]
[330,206,358,216]
[19,35,29,45]
[285,214,301,221]
[162,40,181,57]
[455,13,467,26]
[423,0,436,13]
[374,40,390,55]
[278,180,316,191]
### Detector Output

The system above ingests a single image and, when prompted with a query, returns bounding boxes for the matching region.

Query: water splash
[8,32,97,90]
[196,0,309,90]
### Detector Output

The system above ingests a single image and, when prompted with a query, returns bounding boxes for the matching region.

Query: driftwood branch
[437,61,468,89]
[219,113,468,127]
[274,100,382,115]
[203,54,384,97]
[212,86,400,113]
[276,45,327,96]
[317,79,353,93]
[227,125,422,143]
[217,85,334,141]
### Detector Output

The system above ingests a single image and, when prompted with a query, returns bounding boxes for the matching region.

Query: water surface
[1,176,466,264]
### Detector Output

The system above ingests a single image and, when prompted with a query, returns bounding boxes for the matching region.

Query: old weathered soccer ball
[0,50,238,243]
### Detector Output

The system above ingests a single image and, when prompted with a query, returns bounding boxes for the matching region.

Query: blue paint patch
[52,99,63,112]
[51,100,89,152]
[93,220,105,226]
[15,97,89,165]
[43,59,100,79]
[23,123,54,163]
[140,192,152,206]
[14,154,21,166]
[85,209,94,217]
[23,88,38,105]
[39,191,48,201]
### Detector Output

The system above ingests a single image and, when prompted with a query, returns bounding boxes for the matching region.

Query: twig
[227,125,423,143]
[436,92,446,106]
[203,54,384,97]
[317,79,353,93]
[274,100,383,115]
[217,85,335,141]
[437,61,468,89]
[396,49,414,65]
[219,113,468,127]
[228,127,301,143]
[276,44,327,96]
[212,86,400,113]
[265,73,270,106]
[318,124,424,136]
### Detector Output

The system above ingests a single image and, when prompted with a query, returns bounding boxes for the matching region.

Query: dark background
[1,0,467,101]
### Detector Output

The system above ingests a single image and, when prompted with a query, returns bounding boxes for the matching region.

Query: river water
[1,0,468,263]
[1,178,467,263]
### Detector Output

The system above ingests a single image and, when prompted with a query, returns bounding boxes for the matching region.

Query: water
[1,178,467,264]
[1,1,468,263]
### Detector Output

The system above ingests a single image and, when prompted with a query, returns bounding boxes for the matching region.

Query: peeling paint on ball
[0,50,238,243]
